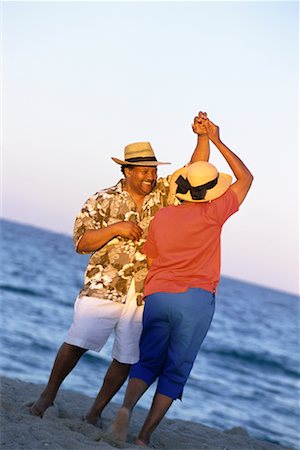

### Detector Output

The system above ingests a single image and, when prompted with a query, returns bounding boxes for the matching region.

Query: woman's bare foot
[111,407,130,444]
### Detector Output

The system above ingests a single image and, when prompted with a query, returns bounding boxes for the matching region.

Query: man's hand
[192,111,208,135]
[77,221,143,253]
[136,295,144,306]
[115,221,143,241]
[190,111,210,163]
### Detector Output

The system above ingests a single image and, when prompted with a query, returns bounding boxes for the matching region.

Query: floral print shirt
[74,177,175,304]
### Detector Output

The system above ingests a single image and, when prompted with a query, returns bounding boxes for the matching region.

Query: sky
[2,1,299,295]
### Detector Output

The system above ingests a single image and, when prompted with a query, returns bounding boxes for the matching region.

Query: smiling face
[124,165,158,197]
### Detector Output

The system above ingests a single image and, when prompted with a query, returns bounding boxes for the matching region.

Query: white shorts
[65,281,144,364]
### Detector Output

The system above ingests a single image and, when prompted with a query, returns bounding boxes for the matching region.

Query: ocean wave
[203,347,299,378]
[0,284,42,298]
[83,350,112,366]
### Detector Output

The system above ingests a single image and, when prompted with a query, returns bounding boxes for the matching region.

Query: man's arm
[206,119,254,206]
[166,111,211,205]
[77,222,143,253]
[190,111,210,163]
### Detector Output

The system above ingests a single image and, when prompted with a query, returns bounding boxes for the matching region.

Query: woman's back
[143,188,239,296]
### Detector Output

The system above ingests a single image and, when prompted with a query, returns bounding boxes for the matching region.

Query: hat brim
[172,165,232,203]
[111,157,170,166]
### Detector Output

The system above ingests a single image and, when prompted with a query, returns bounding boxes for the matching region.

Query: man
[29,111,210,424]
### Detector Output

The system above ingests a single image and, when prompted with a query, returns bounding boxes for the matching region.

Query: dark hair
[121,165,135,176]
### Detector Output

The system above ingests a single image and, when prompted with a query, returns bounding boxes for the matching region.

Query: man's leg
[111,377,149,442]
[86,281,142,425]
[87,280,144,428]
[30,342,87,416]
[85,359,131,425]
[135,392,173,446]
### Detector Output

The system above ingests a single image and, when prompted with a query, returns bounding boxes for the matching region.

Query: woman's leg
[135,392,173,446]
[111,293,173,444]
[157,288,215,401]
[111,377,149,442]
[129,294,171,389]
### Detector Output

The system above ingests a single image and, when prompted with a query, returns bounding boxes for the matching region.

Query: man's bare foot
[111,407,130,444]
[28,393,55,417]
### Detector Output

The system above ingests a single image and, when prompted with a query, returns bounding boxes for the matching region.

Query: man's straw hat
[111,142,170,166]
[172,161,232,203]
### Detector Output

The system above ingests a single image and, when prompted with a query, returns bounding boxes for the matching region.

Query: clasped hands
[192,111,208,136]
[192,111,220,143]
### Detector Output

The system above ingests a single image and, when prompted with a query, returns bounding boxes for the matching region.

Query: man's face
[125,166,158,196]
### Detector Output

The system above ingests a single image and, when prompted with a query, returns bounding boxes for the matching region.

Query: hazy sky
[2,1,299,295]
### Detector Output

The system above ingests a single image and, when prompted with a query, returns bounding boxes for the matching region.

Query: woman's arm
[206,120,254,205]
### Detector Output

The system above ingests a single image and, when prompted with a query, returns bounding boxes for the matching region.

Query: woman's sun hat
[172,161,232,203]
[111,142,170,166]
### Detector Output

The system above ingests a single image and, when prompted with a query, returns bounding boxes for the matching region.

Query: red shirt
[142,188,239,297]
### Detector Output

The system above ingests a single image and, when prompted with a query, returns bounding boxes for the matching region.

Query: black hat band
[176,174,219,200]
[126,156,158,163]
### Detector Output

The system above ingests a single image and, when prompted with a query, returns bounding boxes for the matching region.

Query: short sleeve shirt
[143,188,239,296]
[73,177,172,303]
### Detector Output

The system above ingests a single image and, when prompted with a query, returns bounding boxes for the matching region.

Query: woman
[111,118,253,447]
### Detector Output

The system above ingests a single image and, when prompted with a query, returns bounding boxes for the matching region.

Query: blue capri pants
[129,287,215,400]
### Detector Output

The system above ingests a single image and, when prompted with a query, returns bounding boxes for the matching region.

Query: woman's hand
[205,119,221,144]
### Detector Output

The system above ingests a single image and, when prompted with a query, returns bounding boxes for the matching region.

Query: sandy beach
[0,376,293,450]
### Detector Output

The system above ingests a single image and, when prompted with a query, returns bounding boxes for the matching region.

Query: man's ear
[124,167,134,178]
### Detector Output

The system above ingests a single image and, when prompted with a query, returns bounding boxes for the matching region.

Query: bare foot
[111,407,130,444]
[28,393,55,417]
[84,413,102,428]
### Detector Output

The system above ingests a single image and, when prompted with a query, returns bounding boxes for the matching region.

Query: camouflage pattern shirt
[74,177,175,304]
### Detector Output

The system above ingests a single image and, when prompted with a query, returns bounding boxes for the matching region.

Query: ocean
[0,219,299,449]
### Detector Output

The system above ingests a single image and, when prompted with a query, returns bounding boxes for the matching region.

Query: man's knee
[105,359,131,381]
[61,342,87,358]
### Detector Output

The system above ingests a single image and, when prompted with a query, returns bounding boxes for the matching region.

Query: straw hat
[111,142,170,166]
[173,161,232,203]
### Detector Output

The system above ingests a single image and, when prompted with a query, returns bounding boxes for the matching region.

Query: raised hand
[205,119,221,144]
[192,111,208,135]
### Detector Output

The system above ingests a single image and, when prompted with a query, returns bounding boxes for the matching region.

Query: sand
[0,376,293,450]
